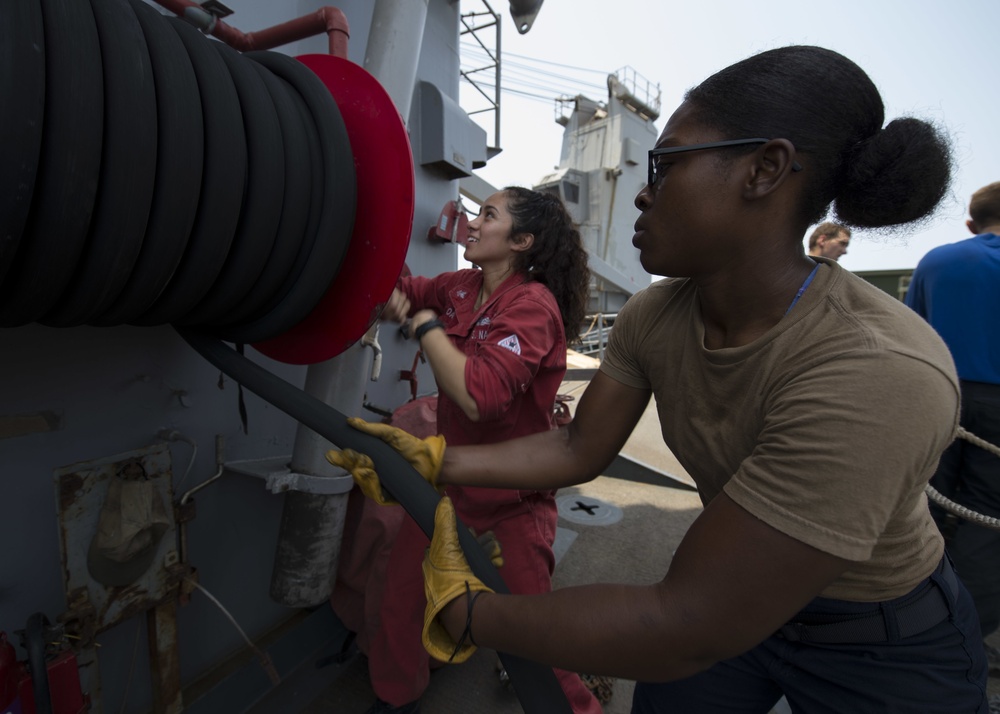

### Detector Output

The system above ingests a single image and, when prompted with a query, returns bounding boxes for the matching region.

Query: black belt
[777,557,958,644]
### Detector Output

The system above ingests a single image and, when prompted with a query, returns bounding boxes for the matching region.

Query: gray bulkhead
[0,1,504,711]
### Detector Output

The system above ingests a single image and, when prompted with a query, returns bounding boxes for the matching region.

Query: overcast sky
[466,0,998,273]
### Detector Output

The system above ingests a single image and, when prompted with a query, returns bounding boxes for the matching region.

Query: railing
[575,312,618,361]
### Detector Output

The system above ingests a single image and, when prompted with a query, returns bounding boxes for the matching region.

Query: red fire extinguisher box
[1,633,87,714]
[1,632,18,711]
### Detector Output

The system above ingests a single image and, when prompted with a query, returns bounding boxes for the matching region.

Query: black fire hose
[177,330,572,714]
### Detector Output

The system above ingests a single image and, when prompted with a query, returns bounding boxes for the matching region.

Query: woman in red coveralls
[360,186,599,714]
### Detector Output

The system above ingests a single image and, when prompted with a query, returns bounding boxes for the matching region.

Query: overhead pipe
[150,0,350,58]
[363,0,429,119]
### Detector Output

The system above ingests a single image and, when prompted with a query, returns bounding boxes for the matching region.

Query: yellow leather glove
[325,448,398,506]
[471,528,504,569]
[348,417,445,486]
[422,497,494,664]
[325,417,446,505]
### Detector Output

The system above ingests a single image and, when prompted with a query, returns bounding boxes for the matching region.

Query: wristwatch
[414,318,446,341]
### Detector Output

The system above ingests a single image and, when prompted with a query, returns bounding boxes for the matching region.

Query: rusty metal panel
[54,443,180,634]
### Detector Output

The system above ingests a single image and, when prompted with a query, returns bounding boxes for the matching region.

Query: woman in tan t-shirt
[335,45,988,713]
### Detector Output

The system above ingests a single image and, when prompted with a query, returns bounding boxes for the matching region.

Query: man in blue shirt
[907,180,1000,659]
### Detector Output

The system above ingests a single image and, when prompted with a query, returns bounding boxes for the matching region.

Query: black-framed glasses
[647,138,803,187]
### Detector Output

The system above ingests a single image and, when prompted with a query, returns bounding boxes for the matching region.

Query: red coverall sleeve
[398,274,452,317]
[464,291,562,422]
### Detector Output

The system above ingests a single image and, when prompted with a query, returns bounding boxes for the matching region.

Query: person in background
[807,221,851,261]
[329,186,600,714]
[334,45,989,713]
[906,180,1000,669]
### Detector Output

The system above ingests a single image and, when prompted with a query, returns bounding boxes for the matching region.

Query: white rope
[957,425,1000,458]
[924,427,1000,531]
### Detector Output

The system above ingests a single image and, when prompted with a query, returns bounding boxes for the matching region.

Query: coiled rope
[924,426,1000,531]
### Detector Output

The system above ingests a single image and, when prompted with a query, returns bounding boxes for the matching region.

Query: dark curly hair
[684,45,953,231]
[502,186,590,344]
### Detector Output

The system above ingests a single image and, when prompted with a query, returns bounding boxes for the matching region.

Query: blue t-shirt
[906,232,1000,384]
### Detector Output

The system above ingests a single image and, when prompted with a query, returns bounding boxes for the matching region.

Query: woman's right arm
[380,287,412,324]
[382,274,447,324]
[440,370,651,491]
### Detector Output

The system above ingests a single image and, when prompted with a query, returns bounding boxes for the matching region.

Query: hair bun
[835,117,952,229]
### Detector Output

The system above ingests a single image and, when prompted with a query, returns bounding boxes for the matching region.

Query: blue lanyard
[785,263,821,315]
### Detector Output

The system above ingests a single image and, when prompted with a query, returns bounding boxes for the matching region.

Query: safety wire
[184,577,281,685]
[925,427,1000,531]
[157,429,198,491]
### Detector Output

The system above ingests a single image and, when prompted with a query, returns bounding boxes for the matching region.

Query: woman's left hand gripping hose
[325,417,446,506]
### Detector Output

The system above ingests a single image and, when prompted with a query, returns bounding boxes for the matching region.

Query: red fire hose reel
[251,53,415,365]
[0,0,413,367]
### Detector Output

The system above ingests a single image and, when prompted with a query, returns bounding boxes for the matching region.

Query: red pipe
[151,1,350,58]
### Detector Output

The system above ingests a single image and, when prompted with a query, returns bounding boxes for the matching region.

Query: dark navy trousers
[631,557,988,713]
[930,379,1000,636]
